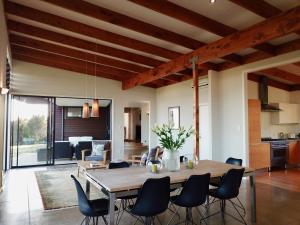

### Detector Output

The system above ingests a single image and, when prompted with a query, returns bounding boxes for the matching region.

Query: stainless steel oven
[270,140,288,169]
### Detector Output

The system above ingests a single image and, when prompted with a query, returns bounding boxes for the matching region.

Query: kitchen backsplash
[261,112,300,138]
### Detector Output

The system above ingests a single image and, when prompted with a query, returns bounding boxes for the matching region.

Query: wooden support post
[191,56,199,160]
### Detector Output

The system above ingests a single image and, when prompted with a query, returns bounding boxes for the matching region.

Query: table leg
[108,192,116,225]
[250,174,257,223]
[86,180,90,199]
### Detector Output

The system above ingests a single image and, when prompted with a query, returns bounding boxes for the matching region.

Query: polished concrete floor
[0,166,300,225]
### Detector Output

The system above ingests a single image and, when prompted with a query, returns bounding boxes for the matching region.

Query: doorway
[10,96,55,167]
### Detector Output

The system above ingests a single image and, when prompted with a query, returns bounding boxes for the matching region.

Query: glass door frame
[9,94,56,168]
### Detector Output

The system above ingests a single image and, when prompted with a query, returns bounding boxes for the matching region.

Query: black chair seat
[130,176,170,220]
[88,198,118,217]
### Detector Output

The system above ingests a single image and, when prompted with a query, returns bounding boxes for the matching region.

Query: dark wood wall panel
[55,106,63,141]
[62,106,111,140]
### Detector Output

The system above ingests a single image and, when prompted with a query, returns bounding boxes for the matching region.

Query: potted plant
[152,123,194,171]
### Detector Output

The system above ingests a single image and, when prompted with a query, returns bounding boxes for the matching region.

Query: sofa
[54,141,73,159]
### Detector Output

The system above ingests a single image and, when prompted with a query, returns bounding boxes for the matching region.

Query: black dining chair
[103,161,137,224]
[108,161,130,169]
[208,168,247,225]
[209,157,245,215]
[71,175,117,225]
[167,173,211,225]
[130,176,170,225]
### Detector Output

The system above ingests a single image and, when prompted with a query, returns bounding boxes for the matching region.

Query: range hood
[259,76,281,112]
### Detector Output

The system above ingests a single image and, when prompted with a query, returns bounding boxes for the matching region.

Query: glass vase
[163,150,180,171]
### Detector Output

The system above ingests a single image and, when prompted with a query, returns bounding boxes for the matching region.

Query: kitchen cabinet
[271,103,300,124]
[248,99,270,169]
[248,99,261,143]
[249,143,270,169]
[288,141,300,164]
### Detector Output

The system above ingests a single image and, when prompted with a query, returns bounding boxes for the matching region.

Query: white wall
[156,79,210,157]
[11,61,157,160]
[248,80,300,138]
[141,103,150,145]
[209,70,247,163]
[0,0,9,189]
[209,50,300,166]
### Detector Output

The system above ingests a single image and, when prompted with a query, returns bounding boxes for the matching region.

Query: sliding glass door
[10,96,55,167]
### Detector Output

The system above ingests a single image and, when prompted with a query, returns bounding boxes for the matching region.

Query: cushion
[92,141,105,156]
[147,146,163,161]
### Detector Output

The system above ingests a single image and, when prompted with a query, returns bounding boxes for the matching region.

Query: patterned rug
[35,167,104,210]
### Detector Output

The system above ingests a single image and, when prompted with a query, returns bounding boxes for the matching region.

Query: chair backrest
[132,176,170,216]
[71,175,92,216]
[176,173,210,207]
[217,168,245,199]
[225,157,242,166]
[108,161,130,169]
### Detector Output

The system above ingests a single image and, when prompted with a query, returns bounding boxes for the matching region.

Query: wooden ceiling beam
[229,0,281,18]
[42,0,242,65]
[42,0,200,50]
[248,73,291,91]
[7,20,163,67]
[11,45,137,79]
[7,20,199,77]
[9,34,149,73]
[257,68,300,84]
[290,84,300,91]
[122,6,300,89]
[218,38,300,71]
[129,0,275,55]
[5,1,180,60]
[229,0,300,36]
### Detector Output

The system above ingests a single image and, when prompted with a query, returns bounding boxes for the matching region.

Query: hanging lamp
[82,54,90,119]
[91,47,100,117]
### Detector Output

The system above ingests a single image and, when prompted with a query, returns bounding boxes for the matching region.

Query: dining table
[84,160,256,225]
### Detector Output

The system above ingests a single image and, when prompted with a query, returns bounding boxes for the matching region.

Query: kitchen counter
[261,138,300,143]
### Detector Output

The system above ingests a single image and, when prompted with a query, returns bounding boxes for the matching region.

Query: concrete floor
[0,167,300,225]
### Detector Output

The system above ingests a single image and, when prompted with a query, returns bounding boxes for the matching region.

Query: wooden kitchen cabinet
[248,99,261,143]
[288,141,300,164]
[249,143,270,169]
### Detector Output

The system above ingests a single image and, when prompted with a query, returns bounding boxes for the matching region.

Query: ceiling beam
[129,0,275,55]
[257,68,300,84]
[7,20,163,67]
[12,45,137,79]
[41,0,241,65]
[5,1,180,60]
[42,0,201,50]
[229,0,300,36]
[217,38,300,71]
[122,6,300,89]
[248,73,291,91]
[10,34,149,73]
[229,0,281,18]
[290,84,300,91]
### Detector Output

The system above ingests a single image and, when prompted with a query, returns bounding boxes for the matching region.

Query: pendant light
[91,46,100,117]
[82,54,90,119]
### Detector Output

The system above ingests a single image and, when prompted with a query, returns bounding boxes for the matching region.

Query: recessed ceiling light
[209,0,216,4]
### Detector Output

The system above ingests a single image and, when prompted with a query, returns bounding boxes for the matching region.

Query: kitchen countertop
[261,138,300,143]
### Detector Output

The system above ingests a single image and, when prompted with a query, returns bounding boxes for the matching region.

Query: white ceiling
[8,0,300,65]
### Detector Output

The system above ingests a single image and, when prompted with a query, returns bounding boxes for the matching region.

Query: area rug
[35,168,105,210]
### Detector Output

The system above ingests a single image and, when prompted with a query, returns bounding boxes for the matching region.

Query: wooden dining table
[84,160,256,225]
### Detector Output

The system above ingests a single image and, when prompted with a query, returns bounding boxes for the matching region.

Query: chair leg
[228,200,248,225]
[145,217,151,225]
[102,216,108,225]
